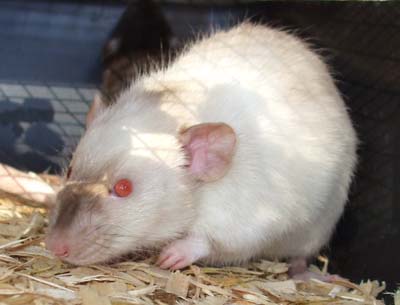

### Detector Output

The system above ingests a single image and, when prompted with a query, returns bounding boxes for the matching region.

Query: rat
[86,0,179,126]
[46,23,357,276]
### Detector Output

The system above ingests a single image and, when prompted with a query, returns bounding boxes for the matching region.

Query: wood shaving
[166,272,190,298]
[0,185,390,305]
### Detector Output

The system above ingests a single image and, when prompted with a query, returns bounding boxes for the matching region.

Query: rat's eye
[66,166,72,179]
[113,179,133,197]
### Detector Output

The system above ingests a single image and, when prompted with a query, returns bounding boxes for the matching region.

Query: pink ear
[86,93,105,128]
[180,123,236,182]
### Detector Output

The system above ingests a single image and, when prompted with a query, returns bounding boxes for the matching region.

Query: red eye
[113,179,133,197]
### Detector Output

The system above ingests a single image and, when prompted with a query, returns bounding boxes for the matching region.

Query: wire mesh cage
[0,0,399,304]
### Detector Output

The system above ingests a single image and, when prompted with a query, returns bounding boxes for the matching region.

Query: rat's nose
[52,243,70,257]
[45,235,70,258]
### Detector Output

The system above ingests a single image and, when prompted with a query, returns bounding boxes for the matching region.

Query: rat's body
[47,23,357,269]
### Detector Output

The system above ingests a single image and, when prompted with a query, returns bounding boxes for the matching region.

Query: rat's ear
[86,93,106,128]
[179,123,236,182]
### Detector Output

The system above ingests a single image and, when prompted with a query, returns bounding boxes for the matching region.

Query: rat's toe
[158,252,183,269]
[157,237,210,270]
[157,245,193,269]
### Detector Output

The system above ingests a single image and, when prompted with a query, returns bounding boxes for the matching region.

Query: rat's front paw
[157,237,210,270]
[157,246,193,270]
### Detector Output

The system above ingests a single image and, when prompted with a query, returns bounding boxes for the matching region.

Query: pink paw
[156,238,209,270]
[157,248,193,270]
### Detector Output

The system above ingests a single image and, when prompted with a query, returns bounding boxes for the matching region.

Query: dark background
[0,1,398,302]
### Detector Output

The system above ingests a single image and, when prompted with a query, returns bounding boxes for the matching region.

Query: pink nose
[46,237,70,258]
[52,244,70,257]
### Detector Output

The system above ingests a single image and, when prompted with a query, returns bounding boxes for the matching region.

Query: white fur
[52,23,357,266]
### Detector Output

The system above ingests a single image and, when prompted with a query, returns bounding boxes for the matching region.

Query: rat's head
[46,96,236,265]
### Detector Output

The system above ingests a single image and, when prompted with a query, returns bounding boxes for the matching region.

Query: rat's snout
[46,182,121,265]
[45,232,70,258]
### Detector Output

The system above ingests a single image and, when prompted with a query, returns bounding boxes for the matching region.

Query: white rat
[46,23,357,274]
